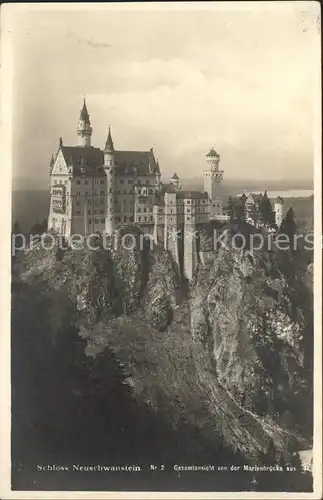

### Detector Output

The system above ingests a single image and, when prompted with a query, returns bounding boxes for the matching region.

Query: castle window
[54,180,57,185]
[109,188,112,193]
[138,188,141,194]
[143,208,147,213]
[138,208,141,213]
[138,217,141,221]
[145,180,149,185]
[100,210,104,214]
[144,216,147,221]
[100,191,105,195]
[187,217,190,221]
[100,179,105,184]
[150,216,153,221]
[88,211,92,215]
[128,179,133,184]
[76,180,81,185]
[187,209,190,213]
[100,218,105,223]
[120,180,124,184]
[85,179,89,185]
[89,219,92,224]
[95,179,99,184]
[124,216,127,222]
[76,210,81,215]
[95,219,99,224]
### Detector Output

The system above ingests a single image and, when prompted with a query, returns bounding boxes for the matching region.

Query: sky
[9,3,319,187]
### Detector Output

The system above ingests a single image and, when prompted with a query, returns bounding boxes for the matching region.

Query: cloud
[11,6,316,183]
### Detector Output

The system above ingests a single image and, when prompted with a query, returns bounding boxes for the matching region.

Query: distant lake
[237,189,313,199]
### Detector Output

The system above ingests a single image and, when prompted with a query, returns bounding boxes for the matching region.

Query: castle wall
[183,199,197,280]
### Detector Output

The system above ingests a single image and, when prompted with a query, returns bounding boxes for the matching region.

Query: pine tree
[259,191,275,226]
[278,207,297,255]
[279,207,296,241]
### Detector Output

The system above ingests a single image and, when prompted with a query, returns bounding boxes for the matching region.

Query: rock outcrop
[12,228,313,464]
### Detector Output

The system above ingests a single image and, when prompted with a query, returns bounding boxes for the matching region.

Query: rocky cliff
[12,228,313,484]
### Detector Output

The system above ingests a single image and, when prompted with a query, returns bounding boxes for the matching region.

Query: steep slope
[12,229,312,466]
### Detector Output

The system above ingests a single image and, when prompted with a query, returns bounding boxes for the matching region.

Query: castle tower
[103,127,116,235]
[183,196,197,281]
[203,148,224,217]
[274,196,285,228]
[77,98,92,147]
[170,172,180,191]
[164,191,179,269]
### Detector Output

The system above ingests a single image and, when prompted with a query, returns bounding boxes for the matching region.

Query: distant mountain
[12,189,49,233]
[179,177,313,200]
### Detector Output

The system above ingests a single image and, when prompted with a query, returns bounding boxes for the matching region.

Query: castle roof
[79,99,90,123]
[60,146,104,174]
[104,127,114,152]
[177,190,209,200]
[246,192,264,203]
[114,149,159,176]
[59,145,159,177]
[171,172,179,179]
[276,196,284,203]
[206,148,220,157]
[160,183,177,194]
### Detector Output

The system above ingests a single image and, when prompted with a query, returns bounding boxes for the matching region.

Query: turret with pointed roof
[206,147,220,158]
[170,172,180,190]
[80,98,90,123]
[77,98,92,147]
[104,126,115,153]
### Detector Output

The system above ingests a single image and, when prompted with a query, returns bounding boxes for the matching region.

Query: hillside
[11,228,313,491]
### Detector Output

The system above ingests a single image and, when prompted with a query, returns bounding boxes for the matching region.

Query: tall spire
[80,98,90,123]
[104,126,114,152]
[77,98,92,147]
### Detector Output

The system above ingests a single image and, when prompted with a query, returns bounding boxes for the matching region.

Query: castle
[47,99,228,279]
[48,99,285,280]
